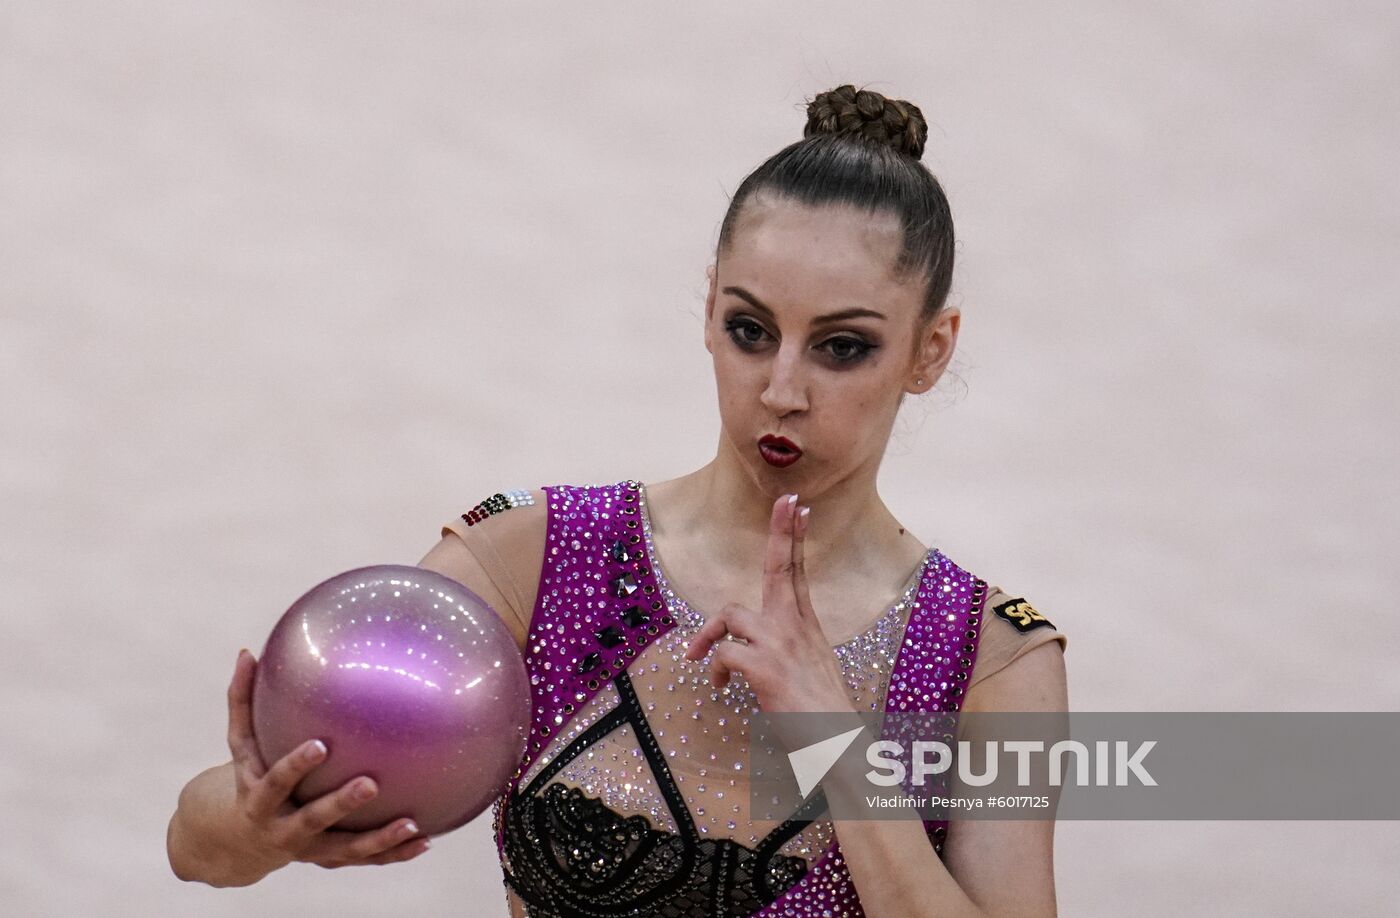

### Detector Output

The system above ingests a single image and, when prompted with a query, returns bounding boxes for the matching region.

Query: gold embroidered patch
[992,597,1056,633]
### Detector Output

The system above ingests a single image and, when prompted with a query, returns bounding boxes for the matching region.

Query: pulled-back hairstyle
[717,85,955,323]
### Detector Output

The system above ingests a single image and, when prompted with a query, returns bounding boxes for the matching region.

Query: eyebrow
[721,286,887,325]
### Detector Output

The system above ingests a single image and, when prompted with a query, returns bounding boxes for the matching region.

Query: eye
[724,317,769,349]
[820,336,875,364]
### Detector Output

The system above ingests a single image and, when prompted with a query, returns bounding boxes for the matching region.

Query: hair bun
[804,85,928,161]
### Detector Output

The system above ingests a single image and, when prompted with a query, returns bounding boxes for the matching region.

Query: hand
[682,494,858,722]
[224,650,432,871]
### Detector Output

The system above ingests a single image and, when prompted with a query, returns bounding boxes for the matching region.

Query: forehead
[720,196,920,318]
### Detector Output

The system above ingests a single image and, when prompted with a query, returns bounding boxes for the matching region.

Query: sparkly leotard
[485,479,989,917]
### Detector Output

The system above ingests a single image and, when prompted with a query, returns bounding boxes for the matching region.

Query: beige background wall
[3,2,1397,915]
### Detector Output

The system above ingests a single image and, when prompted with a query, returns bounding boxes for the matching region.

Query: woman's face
[704,195,958,495]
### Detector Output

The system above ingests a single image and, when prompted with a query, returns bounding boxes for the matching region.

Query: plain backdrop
[3,2,1397,916]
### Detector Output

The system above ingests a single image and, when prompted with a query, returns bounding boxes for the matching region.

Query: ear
[703,262,718,355]
[908,305,960,394]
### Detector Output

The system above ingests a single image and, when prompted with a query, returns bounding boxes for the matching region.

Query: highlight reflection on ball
[251,564,529,836]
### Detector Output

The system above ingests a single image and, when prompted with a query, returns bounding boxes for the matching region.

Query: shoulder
[420,479,637,646]
[438,478,635,548]
[979,586,1064,644]
[440,486,550,551]
[961,584,1068,713]
[419,486,551,651]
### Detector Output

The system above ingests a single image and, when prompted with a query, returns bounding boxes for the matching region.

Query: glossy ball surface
[251,564,529,835]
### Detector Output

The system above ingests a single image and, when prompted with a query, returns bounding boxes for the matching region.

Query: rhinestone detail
[491,479,987,916]
[460,488,535,527]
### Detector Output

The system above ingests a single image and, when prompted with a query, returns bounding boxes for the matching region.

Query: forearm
[167,764,280,887]
[824,751,986,918]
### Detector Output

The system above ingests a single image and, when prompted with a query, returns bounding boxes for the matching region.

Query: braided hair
[717,85,954,322]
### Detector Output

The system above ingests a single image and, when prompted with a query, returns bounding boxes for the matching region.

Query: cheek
[711,348,763,393]
[829,389,887,432]
[822,374,903,435]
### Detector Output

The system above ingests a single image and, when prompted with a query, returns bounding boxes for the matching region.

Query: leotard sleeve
[965,585,1068,692]
[438,487,549,638]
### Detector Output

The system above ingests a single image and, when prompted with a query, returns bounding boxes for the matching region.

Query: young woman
[168,84,1069,917]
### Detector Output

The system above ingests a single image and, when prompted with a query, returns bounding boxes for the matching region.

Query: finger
[244,739,334,820]
[684,605,732,661]
[352,835,432,867]
[761,494,801,618]
[226,649,267,782]
[791,504,814,619]
[288,775,381,836]
[684,603,757,661]
[710,640,759,690]
[716,602,759,642]
[303,816,424,866]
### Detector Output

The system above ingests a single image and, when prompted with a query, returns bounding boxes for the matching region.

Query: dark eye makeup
[722,316,878,366]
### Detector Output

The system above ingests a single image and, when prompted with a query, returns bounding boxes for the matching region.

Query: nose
[759,343,809,415]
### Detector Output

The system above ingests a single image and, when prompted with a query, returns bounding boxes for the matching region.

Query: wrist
[168,770,287,887]
[168,807,277,887]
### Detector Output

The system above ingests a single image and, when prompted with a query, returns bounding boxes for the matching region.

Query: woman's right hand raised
[221,649,431,874]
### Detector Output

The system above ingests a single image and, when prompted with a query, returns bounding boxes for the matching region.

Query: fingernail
[304,739,327,761]
[799,507,810,523]
[787,493,798,505]
[420,839,432,850]
[401,821,419,838]
[355,779,376,799]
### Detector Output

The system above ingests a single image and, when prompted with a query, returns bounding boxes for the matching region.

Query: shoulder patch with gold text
[992,597,1056,633]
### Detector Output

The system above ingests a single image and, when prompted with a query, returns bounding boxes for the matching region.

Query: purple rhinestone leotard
[490,479,986,916]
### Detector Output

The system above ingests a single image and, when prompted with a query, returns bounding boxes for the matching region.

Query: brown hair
[716,85,955,322]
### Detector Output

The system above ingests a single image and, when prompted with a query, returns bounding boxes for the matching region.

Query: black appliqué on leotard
[499,670,828,917]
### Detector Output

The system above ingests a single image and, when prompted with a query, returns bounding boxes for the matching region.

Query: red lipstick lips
[758,435,802,468]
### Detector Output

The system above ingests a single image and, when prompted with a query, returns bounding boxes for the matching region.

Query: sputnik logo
[786,725,867,798]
